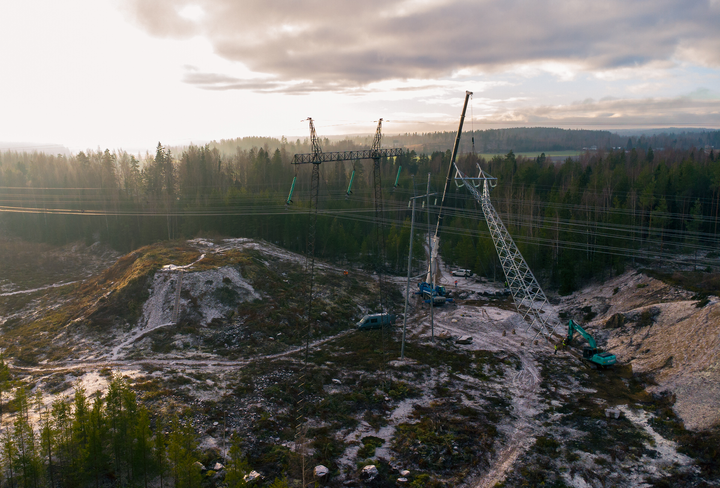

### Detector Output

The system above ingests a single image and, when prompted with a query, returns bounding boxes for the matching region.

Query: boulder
[605,408,621,419]
[244,470,262,482]
[314,465,329,478]
[361,465,378,480]
[605,313,625,329]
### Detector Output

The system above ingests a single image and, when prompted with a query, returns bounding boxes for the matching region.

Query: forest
[1,128,720,295]
[0,364,274,488]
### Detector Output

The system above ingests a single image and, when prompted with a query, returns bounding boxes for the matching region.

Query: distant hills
[208,127,719,157]
[0,142,71,156]
[3,126,719,159]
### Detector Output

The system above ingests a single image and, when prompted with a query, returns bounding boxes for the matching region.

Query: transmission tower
[291,120,402,314]
[371,119,387,313]
[288,120,403,430]
[454,166,557,338]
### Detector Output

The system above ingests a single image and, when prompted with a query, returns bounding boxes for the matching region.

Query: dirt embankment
[561,270,720,431]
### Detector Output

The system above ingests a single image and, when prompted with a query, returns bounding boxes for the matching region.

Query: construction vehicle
[418,282,448,305]
[566,319,616,367]
[451,268,473,277]
[357,313,397,330]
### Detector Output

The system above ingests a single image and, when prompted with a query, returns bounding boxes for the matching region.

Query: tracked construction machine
[565,319,617,367]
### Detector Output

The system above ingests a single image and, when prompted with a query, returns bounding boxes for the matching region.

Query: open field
[478,150,585,160]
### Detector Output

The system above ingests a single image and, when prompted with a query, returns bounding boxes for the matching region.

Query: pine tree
[36,391,55,488]
[224,436,249,488]
[154,420,167,488]
[133,407,153,488]
[0,356,11,425]
[12,388,42,488]
[3,428,18,488]
[85,395,107,488]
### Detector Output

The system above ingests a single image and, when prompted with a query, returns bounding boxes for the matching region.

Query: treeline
[203,128,720,157]
[2,137,720,293]
[442,146,720,293]
[0,369,269,488]
[0,141,430,275]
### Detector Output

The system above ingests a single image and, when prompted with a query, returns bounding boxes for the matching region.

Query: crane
[430,92,558,339]
[419,91,473,304]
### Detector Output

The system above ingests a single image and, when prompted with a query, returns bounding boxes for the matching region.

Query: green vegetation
[392,401,497,478]
[3,131,720,296]
[0,375,223,488]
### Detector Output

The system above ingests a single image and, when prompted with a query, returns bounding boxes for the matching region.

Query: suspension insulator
[286,176,297,205]
[393,166,402,188]
[346,169,356,196]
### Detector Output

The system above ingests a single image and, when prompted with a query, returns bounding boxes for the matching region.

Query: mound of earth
[560,270,720,431]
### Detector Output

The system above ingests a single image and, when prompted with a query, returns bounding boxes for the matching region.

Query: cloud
[478,96,720,127]
[124,0,720,91]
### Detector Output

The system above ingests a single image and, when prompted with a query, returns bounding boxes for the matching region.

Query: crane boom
[426,90,473,284]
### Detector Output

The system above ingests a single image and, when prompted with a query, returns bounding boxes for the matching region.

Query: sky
[1,0,720,153]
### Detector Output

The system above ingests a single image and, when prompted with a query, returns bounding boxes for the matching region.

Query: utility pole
[426,173,434,341]
[402,177,436,359]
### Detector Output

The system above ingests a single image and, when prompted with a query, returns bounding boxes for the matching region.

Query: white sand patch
[162,253,206,271]
[0,281,78,297]
[109,266,260,359]
[619,405,695,468]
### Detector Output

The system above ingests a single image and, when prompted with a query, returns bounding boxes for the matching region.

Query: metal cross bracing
[292,118,321,442]
[292,148,403,164]
[454,165,558,339]
[289,118,403,435]
[371,119,388,314]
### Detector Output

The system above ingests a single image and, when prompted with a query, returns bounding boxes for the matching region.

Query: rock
[605,408,621,419]
[213,463,224,471]
[400,470,410,476]
[332,378,342,385]
[244,470,262,482]
[605,313,625,329]
[361,465,378,480]
[314,465,329,478]
[397,478,408,483]
[193,461,206,471]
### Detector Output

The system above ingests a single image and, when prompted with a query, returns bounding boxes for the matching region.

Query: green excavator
[565,319,616,368]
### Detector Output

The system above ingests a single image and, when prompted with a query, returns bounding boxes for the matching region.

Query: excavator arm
[567,320,597,349]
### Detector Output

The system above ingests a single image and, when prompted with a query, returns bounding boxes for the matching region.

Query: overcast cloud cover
[1,0,719,150]
[125,0,720,89]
